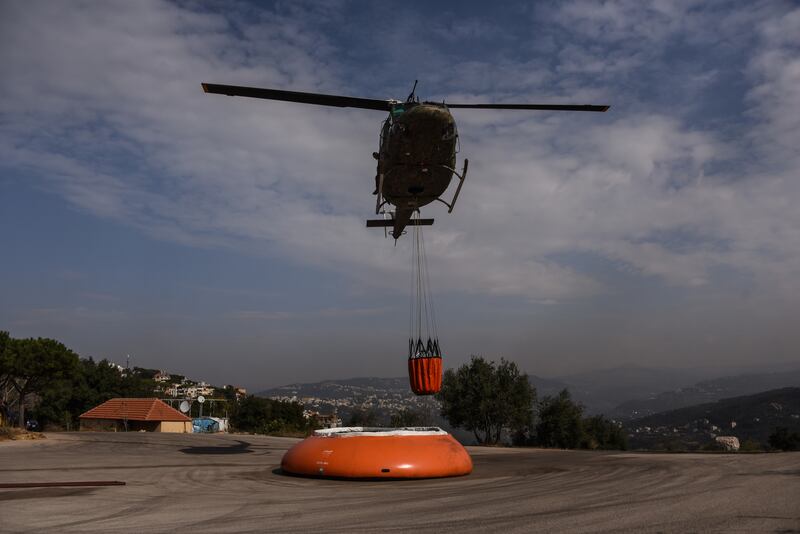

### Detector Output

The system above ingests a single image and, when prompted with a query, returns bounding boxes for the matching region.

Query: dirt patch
[0,427,46,442]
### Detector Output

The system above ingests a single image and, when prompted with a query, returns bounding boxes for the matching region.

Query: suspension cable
[408,210,440,358]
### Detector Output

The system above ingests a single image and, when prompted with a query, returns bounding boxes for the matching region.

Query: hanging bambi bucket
[407,211,443,395]
[408,338,442,395]
[408,354,442,395]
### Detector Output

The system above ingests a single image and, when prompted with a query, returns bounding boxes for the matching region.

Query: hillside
[259,376,411,401]
[552,365,707,414]
[257,376,440,425]
[257,366,712,416]
[257,376,466,441]
[612,370,800,419]
[626,387,800,450]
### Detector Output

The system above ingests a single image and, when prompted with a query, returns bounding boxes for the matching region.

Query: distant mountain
[258,376,411,401]
[611,370,800,420]
[257,376,471,442]
[263,374,571,409]
[626,387,800,449]
[257,365,800,418]
[528,375,570,398]
[550,365,708,415]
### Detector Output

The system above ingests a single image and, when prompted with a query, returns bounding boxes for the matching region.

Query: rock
[715,436,740,451]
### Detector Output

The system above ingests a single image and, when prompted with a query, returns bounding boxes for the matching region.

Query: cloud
[2,0,799,307]
[11,307,128,328]
[231,307,390,321]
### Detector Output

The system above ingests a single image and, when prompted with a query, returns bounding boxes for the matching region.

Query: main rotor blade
[202,83,393,111]
[435,103,610,112]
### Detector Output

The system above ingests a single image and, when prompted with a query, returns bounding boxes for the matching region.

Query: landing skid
[366,218,434,227]
[434,158,469,213]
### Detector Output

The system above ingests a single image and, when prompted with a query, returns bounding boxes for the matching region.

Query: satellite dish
[179,400,190,413]
[197,395,205,404]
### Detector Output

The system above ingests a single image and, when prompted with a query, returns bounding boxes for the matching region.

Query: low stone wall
[157,421,191,433]
[80,418,120,432]
[80,419,162,432]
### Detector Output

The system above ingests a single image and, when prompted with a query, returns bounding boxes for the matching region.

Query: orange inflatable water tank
[408,356,442,395]
[281,427,472,479]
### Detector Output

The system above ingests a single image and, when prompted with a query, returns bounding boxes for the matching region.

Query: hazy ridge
[611,369,800,419]
[258,365,800,420]
[627,387,800,449]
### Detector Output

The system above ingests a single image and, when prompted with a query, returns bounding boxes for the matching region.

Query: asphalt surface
[1,432,798,533]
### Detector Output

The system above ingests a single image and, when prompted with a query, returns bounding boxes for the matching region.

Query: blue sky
[1,1,799,390]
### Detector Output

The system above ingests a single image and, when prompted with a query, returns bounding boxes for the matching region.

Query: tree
[230,395,307,434]
[132,367,160,379]
[739,439,762,452]
[230,395,271,432]
[6,338,80,428]
[768,427,800,451]
[347,407,380,427]
[535,389,584,448]
[581,415,627,450]
[437,356,535,445]
[390,408,426,427]
[0,331,11,388]
[0,331,14,426]
[35,358,157,429]
[221,385,238,402]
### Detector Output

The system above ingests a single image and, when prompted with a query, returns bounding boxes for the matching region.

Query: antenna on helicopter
[406,80,419,103]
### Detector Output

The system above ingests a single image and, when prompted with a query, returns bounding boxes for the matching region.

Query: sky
[1,1,799,390]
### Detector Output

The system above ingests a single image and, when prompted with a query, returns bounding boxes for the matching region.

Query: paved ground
[0,432,798,533]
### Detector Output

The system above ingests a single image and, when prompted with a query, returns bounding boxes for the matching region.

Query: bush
[390,408,427,427]
[768,427,800,451]
[346,407,381,427]
[739,439,762,452]
[230,395,307,435]
[535,389,584,448]
[581,415,627,450]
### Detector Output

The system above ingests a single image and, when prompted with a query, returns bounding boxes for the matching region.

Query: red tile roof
[79,398,191,422]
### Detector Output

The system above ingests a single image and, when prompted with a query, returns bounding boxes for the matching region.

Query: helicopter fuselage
[200,81,607,240]
[375,102,458,237]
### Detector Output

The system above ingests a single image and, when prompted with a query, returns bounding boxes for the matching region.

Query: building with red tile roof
[80,398,192,433]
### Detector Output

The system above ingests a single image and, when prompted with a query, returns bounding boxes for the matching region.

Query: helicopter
[202,81,609,239]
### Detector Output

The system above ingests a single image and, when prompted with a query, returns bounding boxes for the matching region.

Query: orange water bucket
[408,355,442,395]
[281,427,472,478]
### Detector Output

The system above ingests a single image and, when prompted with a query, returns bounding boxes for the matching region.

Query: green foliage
[664,439,685,452]
[768,427,800,451]
[230,395,307,434]
[347,407,381,427]
[390,408,426,427]
[0,331,13,407]
[535,389,585,448]
[220,385,238,402]
[1,332,161,429]
[581,415,627,450]
[0,331,11,384]
[132,367,160,379]
[5,337,80,427]
[531,390,627,450]
[31,358,157,429]
[701,439,725,451]
[739,439,762,452]
[437,356,535,445]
